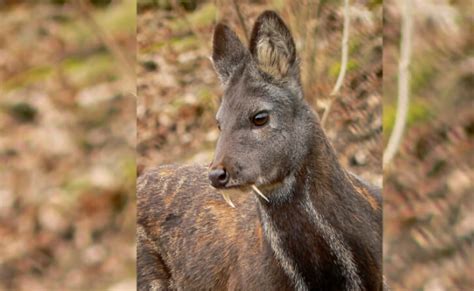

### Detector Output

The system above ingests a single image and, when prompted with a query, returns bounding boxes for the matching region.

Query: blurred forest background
[0,0,136,290]
[1,0,471,289]
[137,0,383,189]
[383,0,473,289]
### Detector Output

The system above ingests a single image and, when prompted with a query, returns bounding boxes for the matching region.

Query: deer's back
[137,164,292,290]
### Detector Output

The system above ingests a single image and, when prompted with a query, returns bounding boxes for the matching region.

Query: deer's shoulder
[137,165,265,289]
[137,164,209,199]
[344,171,382,213]
[138,164,211,215]
[137,164,256,230]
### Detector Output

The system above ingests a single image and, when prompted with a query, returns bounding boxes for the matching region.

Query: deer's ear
[249,11,297,80]
[212,23,248,85]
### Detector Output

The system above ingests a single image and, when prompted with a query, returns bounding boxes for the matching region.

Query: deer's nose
[208,167,229,188]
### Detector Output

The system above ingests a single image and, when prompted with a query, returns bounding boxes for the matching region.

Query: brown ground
[2,0,470,289]
[0,1,136,290]
[383,0,473,289]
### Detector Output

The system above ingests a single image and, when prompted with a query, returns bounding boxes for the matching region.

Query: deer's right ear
[212,23,248,85]
[249,11,297,81]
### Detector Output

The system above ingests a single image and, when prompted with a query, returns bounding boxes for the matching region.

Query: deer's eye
[252,111,269,127]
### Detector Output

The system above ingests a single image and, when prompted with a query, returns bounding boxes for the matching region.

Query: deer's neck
[257,128,363,291]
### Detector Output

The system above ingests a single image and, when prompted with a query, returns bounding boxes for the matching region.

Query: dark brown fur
[137,165,293,290]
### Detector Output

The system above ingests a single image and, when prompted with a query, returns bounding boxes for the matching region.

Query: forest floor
[0,0,470,290]
[0,1,136,290]
[383,1,473,289]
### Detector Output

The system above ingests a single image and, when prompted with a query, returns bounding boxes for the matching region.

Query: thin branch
[320,0,350,128]
[383,0,413,167]
[302,1,320,96]
[231,0,249,44]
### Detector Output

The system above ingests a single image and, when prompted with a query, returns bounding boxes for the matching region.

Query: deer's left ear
[212,23,249,85]
[249,11,298,80]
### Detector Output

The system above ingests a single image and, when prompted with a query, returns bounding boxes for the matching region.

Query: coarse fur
[138,11,383,291]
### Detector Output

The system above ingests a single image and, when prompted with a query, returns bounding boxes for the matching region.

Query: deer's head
[209,11,315,194]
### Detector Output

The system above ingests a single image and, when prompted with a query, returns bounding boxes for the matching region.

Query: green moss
[63,52,116,86]
[188,3,215,26]
[171,35,199,52]
[368,0,383,9]
[197,87,214,104]
[270,0,285,10]
[120,155,137,191]
[141,41,166,54]
[170,3,216,32]
[383,99,433,138]
[138,0,200,11]
[141,35,198,54]
[169,98,186,110]
[59,0,135,47]
[61,177,92,204]
[407,100,432,126]
[410,59,437,94]
[1,51,115,93]
[58,16,99,47]
[383,103,396,138]
[349,38,362,54]
[1,66,53,91]
[329,59,359,78]
[95,0,136,35]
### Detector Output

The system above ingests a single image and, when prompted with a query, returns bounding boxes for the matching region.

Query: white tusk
[252,185,269,203]
[221,193,236,208]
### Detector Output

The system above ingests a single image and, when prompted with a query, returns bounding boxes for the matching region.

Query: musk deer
[138,11,382,291]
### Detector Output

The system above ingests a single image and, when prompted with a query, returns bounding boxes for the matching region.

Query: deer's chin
[217,186,248,195]
[255,175,287,189]
[221,183,252,192]
[224,175,284,192]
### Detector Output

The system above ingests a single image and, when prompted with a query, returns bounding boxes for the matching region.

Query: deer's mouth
[210,169,288,207]
[215,179,281,208]
[213,184,247,208]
